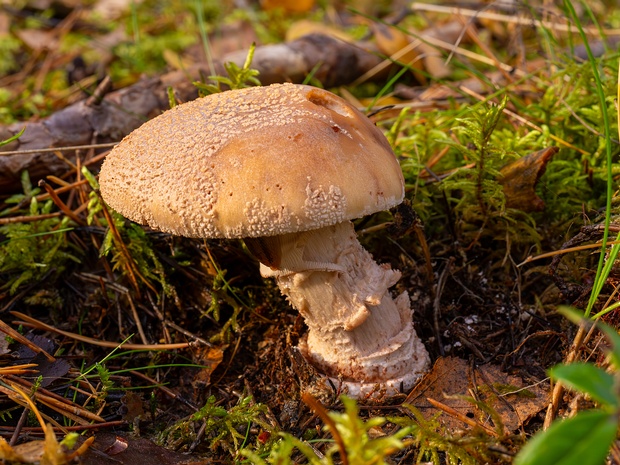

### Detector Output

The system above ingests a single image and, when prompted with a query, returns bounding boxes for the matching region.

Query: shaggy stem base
[255,222,429,395]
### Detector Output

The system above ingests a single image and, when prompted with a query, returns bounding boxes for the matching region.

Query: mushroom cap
[99,83,404,239]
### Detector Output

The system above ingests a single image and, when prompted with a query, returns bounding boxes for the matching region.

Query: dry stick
[457,15,513,83]
[0,364,38,376]
[426,397,499,437]
[414,31,528,79]
[543,323,587,429]
[9,407,29,446]
[504,330,565,359]
[0,385,69,433]
[3,383,47,431]
[420,145,450,177]
[518,240,620,266]
[7,375,105,423]
[38,179,85,226]
[0,143,116,157]
[94,191,142,297]
[409,2,620,36]
[96,188,161,297]
[544,319,603,429]
[164,319,212,347]
[0,199,89,226]
[302,392,349,465]
[10,311,191,350]
[129,370,199,411]
[66,382,98,402]
[53,149,77,170]
[351,36,426,87]
[0,421,126,434]
[45,175,71,187]
[412,221,434,283]
[2,179,89,216]
[433,263,451,356]
[66,437,96,462]
[0,212,61,225]
[126,294,149,346]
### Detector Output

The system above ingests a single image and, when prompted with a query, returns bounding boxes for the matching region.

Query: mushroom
[98,83,430,396]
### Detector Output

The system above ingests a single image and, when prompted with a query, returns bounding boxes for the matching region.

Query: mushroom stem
[248,221,429,395]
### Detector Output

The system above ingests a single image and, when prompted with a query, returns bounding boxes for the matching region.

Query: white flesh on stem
[257,221,430,397]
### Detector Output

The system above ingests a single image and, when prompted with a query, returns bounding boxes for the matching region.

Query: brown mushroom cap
[99,83,404,239]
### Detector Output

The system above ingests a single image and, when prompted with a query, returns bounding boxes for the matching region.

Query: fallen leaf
[191,346,224,400]
[405,357,548,433]
[0,11,10,35]
[499,147,559,212]
[286,20,353,43]
[79,433,208,465]
[0,436,32,463]
[15,335,70,388]
[15,29,58,51]
[93,0,143,19]
[371,23,425,82]
[120,391,146,423]
[260,0,315,13]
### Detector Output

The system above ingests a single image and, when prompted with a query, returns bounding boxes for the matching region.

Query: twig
[0,212,61,225]
[2,179,89,216]
[0,143,116,157]
[410,2,620,36]
[302,392,349,465]
[129,370,198,410]
[9,407,29,446]
[94,190,143,297]
[127,294,149,346]
[426,397,499,437]
[38,179,85,226]
[164,320,212,347]
[518,240,620,266]
[543,323,587,429]
[6,375,105,423]
[10,311,191,350]
[0,420,126,434]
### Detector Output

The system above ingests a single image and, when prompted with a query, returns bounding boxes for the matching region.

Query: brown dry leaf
[93,0,142,20]
[121,391,147,423]
[286,20,353,43]
[260,0,315,13]
[0,437,28,463]
[0,11,10,35]
[162,49,196,71]
[357,96,402,108]
[15,335,70,388]
[79,433,208,465]
[3,425,73,465]
[13,439,46,463]
[15,29,59,51]
[192,346,224,389]
[499,147,559,212]
[371,23,425,82]
[406,357,548,433]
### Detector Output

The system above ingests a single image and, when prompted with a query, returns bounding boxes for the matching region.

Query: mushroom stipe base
[247,221,430,394]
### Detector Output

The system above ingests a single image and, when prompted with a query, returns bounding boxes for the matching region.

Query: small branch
[10,311,191,350]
